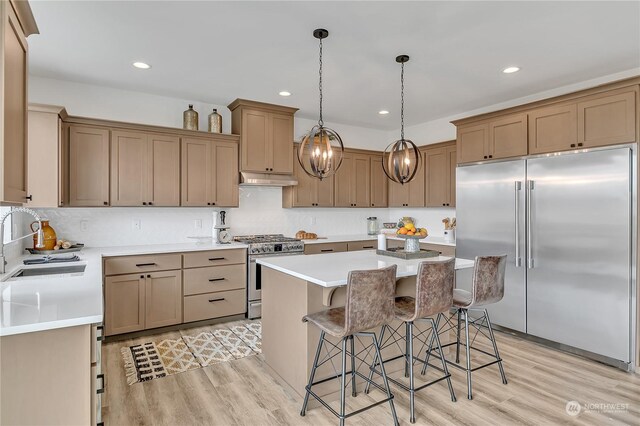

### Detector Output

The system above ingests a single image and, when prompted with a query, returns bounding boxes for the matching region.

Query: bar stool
[300,265,399,426]
[364,259,457,423]
[425,255,508,400]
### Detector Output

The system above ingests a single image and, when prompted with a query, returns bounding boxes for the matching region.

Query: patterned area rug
[121,320,262,385]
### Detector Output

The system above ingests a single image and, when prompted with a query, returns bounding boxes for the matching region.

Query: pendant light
[382,55,421,185]
[298,28,344,180]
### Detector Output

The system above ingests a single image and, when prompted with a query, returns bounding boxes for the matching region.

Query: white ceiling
[28,1,640,130]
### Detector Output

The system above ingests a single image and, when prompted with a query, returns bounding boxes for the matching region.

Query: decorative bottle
[208,109,222,133]
[183,104,199,131]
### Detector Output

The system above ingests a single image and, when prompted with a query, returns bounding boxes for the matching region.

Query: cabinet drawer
[104,253,181,276]
[420,243,455,257]
[304,242,348,255]
[183,249,246,268]
[183,264,246,296]
[183,289,246,323]
[347,240,377,251]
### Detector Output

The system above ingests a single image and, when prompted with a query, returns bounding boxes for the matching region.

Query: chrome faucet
[0,207,45,274]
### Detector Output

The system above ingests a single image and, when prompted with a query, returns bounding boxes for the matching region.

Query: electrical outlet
[80,220,89,231]
[309,216,316,226]
[133,219,141,231]
[194,219,202,229]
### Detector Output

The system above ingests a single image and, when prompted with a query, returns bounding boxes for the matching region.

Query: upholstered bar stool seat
[452,289,473,307]
[300,265,399,426]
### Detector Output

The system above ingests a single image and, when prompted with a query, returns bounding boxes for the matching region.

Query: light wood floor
[103,321,639,425]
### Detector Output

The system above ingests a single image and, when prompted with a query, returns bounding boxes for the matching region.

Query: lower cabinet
[304,242,348,255]
[104,273,145,336]
[183,289,246,323]
[145,271,183,329]
[346,240,377,251]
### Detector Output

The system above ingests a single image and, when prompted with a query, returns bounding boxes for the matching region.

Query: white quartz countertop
[300,234,456,247]
[0,242,247,337]
[256,250,473,287]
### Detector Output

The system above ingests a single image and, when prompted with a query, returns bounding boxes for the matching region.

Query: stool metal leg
[301,331,325,417]
[430,317,456,402]
[455,308,462,364]
[350,335,357,397]
[404,321,410,378]
[407,321,416,423]
[485,309,508,385]
[463,309,473,400]
[420,313,440,376]
[339,337,347,426]
[364,325,387,395]
[371,333,399,426]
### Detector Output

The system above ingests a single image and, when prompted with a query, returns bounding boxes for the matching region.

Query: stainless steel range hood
[239,172,298,187]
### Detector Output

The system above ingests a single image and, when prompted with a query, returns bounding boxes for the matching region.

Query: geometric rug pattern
[122,320,261,385]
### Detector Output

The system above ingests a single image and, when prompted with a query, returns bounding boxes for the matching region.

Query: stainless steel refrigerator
[456,146,634,368]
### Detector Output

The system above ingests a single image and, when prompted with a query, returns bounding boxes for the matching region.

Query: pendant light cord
[400,61,405,141]
[318,37,324,126]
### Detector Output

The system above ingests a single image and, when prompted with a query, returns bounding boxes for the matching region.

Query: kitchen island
[257,250,474,400]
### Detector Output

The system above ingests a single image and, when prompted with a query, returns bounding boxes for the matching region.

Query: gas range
[233,234,304,255]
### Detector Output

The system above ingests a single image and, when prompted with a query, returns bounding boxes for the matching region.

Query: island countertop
[256,250,474,287]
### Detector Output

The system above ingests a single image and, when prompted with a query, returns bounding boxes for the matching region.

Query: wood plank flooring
[103,321,639,425]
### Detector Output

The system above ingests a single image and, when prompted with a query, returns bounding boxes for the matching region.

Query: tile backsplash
[31,187,455,248]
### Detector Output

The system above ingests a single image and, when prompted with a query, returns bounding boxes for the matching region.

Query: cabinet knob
[149,202,153,206]
[140,275,144,278]
[488,155,493,159]
[484,156,488,159]
[103,201,108,206]
[266,168,269,171]
[577,143,583,147]
[570,144,576,148]
[207,202,211,205]
[25,195,32,201]
[147,274,151,278]
[212,202,215,206]
[143,202,147,205]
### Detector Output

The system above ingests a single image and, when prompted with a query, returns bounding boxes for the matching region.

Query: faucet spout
[0,207,44,274]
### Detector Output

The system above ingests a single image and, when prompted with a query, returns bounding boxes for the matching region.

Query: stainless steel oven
[248,251,303,319]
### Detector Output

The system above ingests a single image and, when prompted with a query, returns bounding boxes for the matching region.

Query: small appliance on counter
[366,217,379,235]
[212,210,232,244]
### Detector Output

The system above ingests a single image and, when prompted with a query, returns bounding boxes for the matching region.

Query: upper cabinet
[577,87,637,148]
[457,113,527,164]
[388,151,425,207]
[181,137,239,207]
[425,142,456,207]
[457,123,488,164]
[68,125,110,206]
[370,155,387,207]
[283,145,334,208]
[528,104,577,154]
[1,0,38,205]
[228,99,297,175]
[334,152,371,208]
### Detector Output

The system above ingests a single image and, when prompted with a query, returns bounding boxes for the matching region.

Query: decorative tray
[25,244,84,255]
[376,248,439,260]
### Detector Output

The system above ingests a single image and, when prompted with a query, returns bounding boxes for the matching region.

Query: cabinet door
[407,152,426,207]
[489,114,528,159]
[447,146,457,207]
[110,130,148,206]
[69,125,110,206]
[578,88,637,148]
[145,270,182,329]
[290,148,317,207]
[388,180,409,207]
[2,6,28,203]
[181,137,211,206]
[528,104,577,154]
[316,175,334,207]
[104,273,145,336]
[270,113,294,174]
[241,109,269,173]
[370,155,387,207]
[425,147,449,207]
[334,153,353,207]
[148,134,180,206]
[212,140,239,207]
[352,154,371,207]
[457,123,488,164]
[27,110,60,207]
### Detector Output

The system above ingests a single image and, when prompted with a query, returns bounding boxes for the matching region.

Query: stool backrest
[412,259,455,321]
[344,265,397,336]
[472,255,507,306]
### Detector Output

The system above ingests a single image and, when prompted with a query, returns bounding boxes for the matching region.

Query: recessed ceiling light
[279,91,291,97]
[502,66,520,74]
[379,110,390,115]
[132,62,151,69]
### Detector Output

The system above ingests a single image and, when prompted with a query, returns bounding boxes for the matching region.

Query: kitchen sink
[9,264,87,278]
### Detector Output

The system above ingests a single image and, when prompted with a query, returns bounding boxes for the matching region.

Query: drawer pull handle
[208,257,226,261]
[320,249,334,252]
[97,373,105,394]
[362,246,374,249]
[208,278,225,282]
[135,263,156,267]
[208,298,225,303]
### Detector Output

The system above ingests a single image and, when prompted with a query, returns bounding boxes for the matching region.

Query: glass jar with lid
[367,217,379,235]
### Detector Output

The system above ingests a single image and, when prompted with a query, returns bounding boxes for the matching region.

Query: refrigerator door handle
[514,181,522,267]
[527,179,534,268]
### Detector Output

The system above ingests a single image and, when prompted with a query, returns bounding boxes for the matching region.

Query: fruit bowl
[395,234,427,240]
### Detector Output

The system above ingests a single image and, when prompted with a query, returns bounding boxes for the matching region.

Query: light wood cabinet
[111,131,180,206]
[145,270,183,329]
[1,1,35,204]
[457,123,488,164]
[27,104,67,207]
[283,145,334,207]
[528,103,578,154]
[347,240,377,251]
[181,137,239,207]
[68,125,110,206]
[577,87,637,147]
[304,242,348,255]
[370,155,388,207]
[335,152,370,207]
[388,151,425,207]
[104,273,145,336]
[425,143,456,207]
[183,288,246,323]
[489,114,528,159]
[229,99,297,174]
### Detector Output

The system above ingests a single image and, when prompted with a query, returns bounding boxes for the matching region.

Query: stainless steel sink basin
[10,265,86,278]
